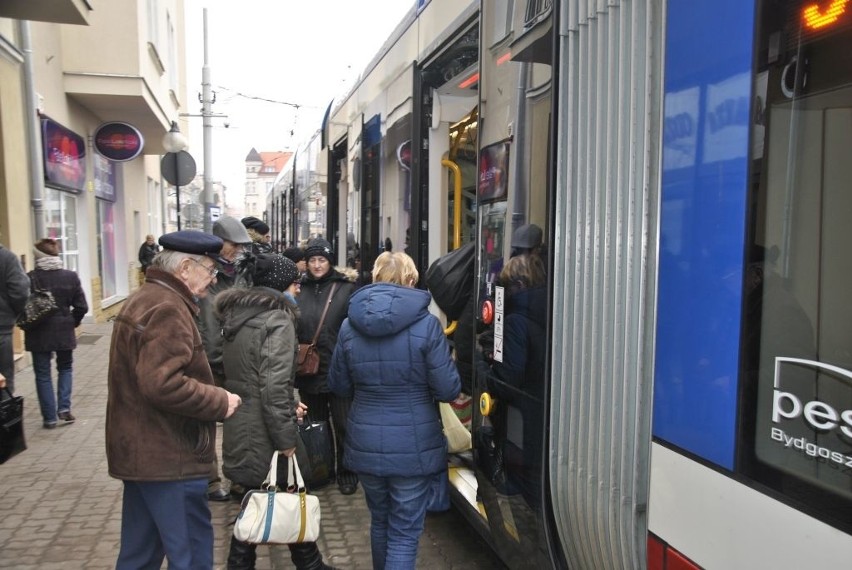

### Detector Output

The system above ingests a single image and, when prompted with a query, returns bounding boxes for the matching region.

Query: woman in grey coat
[216,253,336,570]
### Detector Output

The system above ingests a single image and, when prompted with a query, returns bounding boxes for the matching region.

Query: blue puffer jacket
[328,283,461,477]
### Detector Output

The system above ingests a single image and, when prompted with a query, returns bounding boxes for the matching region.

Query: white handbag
[233,452,321,544]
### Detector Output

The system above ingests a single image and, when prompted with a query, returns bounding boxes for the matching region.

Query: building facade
[244,148,291,221]
[0,0,189,330]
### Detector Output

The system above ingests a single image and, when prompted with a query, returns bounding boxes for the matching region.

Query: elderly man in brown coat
[106,230,242,570]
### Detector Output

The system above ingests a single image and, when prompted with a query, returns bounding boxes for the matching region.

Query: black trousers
[299,391,356,483]
[227,537,326,570]
[0,332,15,394]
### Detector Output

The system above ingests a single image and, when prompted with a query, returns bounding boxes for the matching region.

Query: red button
[481,300,494,325]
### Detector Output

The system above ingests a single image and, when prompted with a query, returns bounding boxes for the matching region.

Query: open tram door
[463,1,559,567]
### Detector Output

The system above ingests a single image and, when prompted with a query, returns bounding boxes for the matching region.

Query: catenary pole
[202,8,214,233]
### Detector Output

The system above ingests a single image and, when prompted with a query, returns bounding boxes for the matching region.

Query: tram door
[469,2,555,567]
[360,115,382,279]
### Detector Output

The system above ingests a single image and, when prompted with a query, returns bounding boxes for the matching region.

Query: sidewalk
[0,321,502,569]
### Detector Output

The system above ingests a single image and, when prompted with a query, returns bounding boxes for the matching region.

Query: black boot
[289,541,339,570]
[227,536,257,570]
[337,471,358,495]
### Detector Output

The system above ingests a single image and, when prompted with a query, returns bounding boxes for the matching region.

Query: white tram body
[267,1,852,567]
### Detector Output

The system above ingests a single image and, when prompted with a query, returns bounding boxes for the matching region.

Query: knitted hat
[511,224,543,249]
[253,254,300,292]
[282,247,305,263]
[34,238,60,259]
[303,238,334,264]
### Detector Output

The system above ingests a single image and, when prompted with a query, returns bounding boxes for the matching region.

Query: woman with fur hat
[296,237,359,495]
[215,253,337,570]
[25,238,88,429]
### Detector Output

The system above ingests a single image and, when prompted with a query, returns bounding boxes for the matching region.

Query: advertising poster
[42,117,86,193]
[478,141,509,201]
[93,154,117,202]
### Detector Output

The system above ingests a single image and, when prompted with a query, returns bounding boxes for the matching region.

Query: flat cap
[159,230,225,263]
[241,216,270,235]
[213,216,252,245]
[511,223,543,249]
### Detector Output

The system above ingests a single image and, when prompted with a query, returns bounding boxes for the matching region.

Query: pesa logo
[771,357,852,438]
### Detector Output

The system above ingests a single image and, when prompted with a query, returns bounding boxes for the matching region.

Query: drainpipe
[19,20,46,239]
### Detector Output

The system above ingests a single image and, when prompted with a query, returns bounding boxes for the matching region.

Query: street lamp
[161,121,195,231]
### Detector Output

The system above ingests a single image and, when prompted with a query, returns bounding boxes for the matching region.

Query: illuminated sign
[803,0,849,30]
[788,0,852,45]
[94,122,144,162]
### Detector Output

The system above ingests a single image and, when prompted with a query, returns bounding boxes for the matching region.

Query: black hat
[304,238,334,263]
[212,216,252,245]
[511,224,543,249]
[282,247,305,263]
[241,216,270,236]
[253,254,300,292]
[159,230,226,263]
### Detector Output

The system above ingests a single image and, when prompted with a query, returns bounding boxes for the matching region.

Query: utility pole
[201,8,214,233]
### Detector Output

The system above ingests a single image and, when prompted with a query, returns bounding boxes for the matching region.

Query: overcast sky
[182,0,416,211]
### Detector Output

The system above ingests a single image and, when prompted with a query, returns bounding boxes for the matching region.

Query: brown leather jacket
[106,268,229,481]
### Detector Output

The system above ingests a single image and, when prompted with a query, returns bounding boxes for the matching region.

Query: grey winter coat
[197,256,252,384]
[216,286,300,487]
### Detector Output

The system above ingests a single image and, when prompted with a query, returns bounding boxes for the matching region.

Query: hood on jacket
[347,283,431,338]
[214,286,297,341]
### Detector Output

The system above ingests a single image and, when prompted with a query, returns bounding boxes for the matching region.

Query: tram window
[739,0,852,532]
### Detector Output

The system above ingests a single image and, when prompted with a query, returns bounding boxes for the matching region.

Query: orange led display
[803,0,849,29]
[496,52,512,66]
[458,72,480,90]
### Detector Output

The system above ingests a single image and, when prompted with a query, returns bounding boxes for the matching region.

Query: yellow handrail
[441,158,463,336]
[441,159,463,249]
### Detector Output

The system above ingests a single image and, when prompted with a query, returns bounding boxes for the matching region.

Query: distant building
[244,148,291,220]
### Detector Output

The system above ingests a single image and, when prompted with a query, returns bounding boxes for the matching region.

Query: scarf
[35,256,63,271]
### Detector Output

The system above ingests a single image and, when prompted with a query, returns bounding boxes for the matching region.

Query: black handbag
[16,273,60,331]
[295,417,335,489]
[0,388,26,464]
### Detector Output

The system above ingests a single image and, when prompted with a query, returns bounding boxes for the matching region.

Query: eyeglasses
[190,258,218,277]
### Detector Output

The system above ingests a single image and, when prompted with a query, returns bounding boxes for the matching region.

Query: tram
[267,0,852,567]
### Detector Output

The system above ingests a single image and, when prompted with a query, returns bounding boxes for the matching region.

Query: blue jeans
[117,478,212,570]
[359,472,432,570]
[32,350,73,424]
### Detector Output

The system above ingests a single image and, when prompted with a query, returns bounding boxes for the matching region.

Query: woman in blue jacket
[328,251,461,570]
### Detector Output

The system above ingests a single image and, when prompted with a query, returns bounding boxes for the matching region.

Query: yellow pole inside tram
[441,158,463,336]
